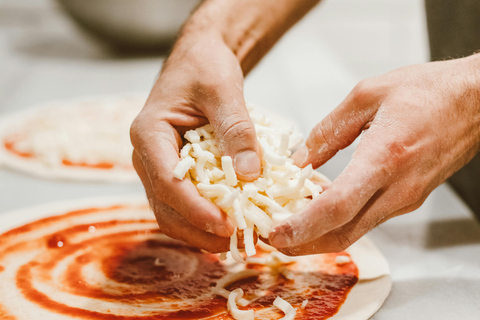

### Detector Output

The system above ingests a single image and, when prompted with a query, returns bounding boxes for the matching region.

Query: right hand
[130,31,261,253]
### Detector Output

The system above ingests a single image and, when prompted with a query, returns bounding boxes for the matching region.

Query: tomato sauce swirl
[0,204,358,320]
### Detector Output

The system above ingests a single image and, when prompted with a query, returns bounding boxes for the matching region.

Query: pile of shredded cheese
[173,105,328,320]
[174,105,324,261]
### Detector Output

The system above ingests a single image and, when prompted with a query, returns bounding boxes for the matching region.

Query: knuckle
[307,113,353,159]
[329,198,351,223]
[131,152,142,173]
[404,197,425,213]
[310,121,336,151]
[408,201,423,213]
[380,139,411,173]
[130,108,170,143]
[351,78,376,104]
[331,232,354,252]
[130,112,164,147]
[151,204,173,234]
[217,115,256,146]
[405,182,426,204]
[129,116,143,146]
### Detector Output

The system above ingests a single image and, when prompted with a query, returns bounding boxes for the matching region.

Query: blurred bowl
[56,0,201,50]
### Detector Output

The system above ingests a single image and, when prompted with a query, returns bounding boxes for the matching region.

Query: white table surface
[1,1,479,319]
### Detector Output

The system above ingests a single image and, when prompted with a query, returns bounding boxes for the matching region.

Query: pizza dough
[0,94,145,182]
[0,196,391,320]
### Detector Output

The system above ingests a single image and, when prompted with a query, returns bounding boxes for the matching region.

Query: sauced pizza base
[0,201,361,320]
[4,138,117,170]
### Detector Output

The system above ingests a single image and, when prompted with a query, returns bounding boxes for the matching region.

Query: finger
[131,119,234,237]
[292,79,384,168]
[154,202,232,253]
[277,187,392,255]
[269,164,379,249]
[269,123,397,249]
[132,152,154,204]
[276,191,425,256]
[196,86,261,181]
[133,150,233,252]
[156,203,250,252]
[273,165,431,256]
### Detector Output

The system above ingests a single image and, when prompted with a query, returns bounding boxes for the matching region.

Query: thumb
[292,80,382,169]
[201,97,261,181]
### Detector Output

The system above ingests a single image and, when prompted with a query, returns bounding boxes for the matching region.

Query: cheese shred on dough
[228,289,255,320]
[213,269,259,307]
[273,296,296,320]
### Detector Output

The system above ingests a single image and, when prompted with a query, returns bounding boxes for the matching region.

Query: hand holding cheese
[133,0,480,256]
[130,35,256,252]
[173,105,326,261]
[131,0,320,252]
[270,56,480,255]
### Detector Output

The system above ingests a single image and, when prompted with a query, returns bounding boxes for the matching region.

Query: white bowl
[56,0,201,49]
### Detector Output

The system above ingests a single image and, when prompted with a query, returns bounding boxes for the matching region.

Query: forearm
[175,0,321,74]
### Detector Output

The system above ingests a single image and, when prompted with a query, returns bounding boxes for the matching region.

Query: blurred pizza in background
[0,94,145,182]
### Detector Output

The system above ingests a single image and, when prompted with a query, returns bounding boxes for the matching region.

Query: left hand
[268,54,480,255]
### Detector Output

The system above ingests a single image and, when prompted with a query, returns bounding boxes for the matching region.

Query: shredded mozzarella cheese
[173,157,195,180]
[301,300,309,309]
[273,297,296,320]
[256,240,275,252]
[173,105,326,261]
[213,269,259,306]
[243,227,256,257]
[230,228,245,263]
[219,252,228,261]
[227,289,255,320]
[278,266,295,280]
[222,156,238,186]
[335,255,352,265]
[154,258,166,267]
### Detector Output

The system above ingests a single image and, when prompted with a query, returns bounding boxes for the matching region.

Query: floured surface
[0,196,390,320]
[0,94,145,182]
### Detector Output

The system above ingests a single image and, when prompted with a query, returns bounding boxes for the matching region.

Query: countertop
[1,1,479,319]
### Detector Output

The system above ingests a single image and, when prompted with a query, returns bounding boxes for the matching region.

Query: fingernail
[214,215,235,238]
[291,146,308,167]
[234,150,261,178]
[269,233,291,248]
[214,223,233,238]
[269,225,294,248]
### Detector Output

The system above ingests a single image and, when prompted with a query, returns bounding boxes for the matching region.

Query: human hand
[130,31,261,253]
[269,55,480,255]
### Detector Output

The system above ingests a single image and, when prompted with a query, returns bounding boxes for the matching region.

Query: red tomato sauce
[4,141,32,158]
[4,139,115,170]
[0,205,359,320]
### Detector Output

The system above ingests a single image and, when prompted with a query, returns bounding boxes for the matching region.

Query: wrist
[175,2,253,71]
[172,0,320,74]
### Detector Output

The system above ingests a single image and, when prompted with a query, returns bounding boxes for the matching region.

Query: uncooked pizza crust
[0,94,145,183]
[0,196,391,320]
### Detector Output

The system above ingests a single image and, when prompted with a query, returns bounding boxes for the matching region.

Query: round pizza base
[0,94,145,183]
[0,195,391,320]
